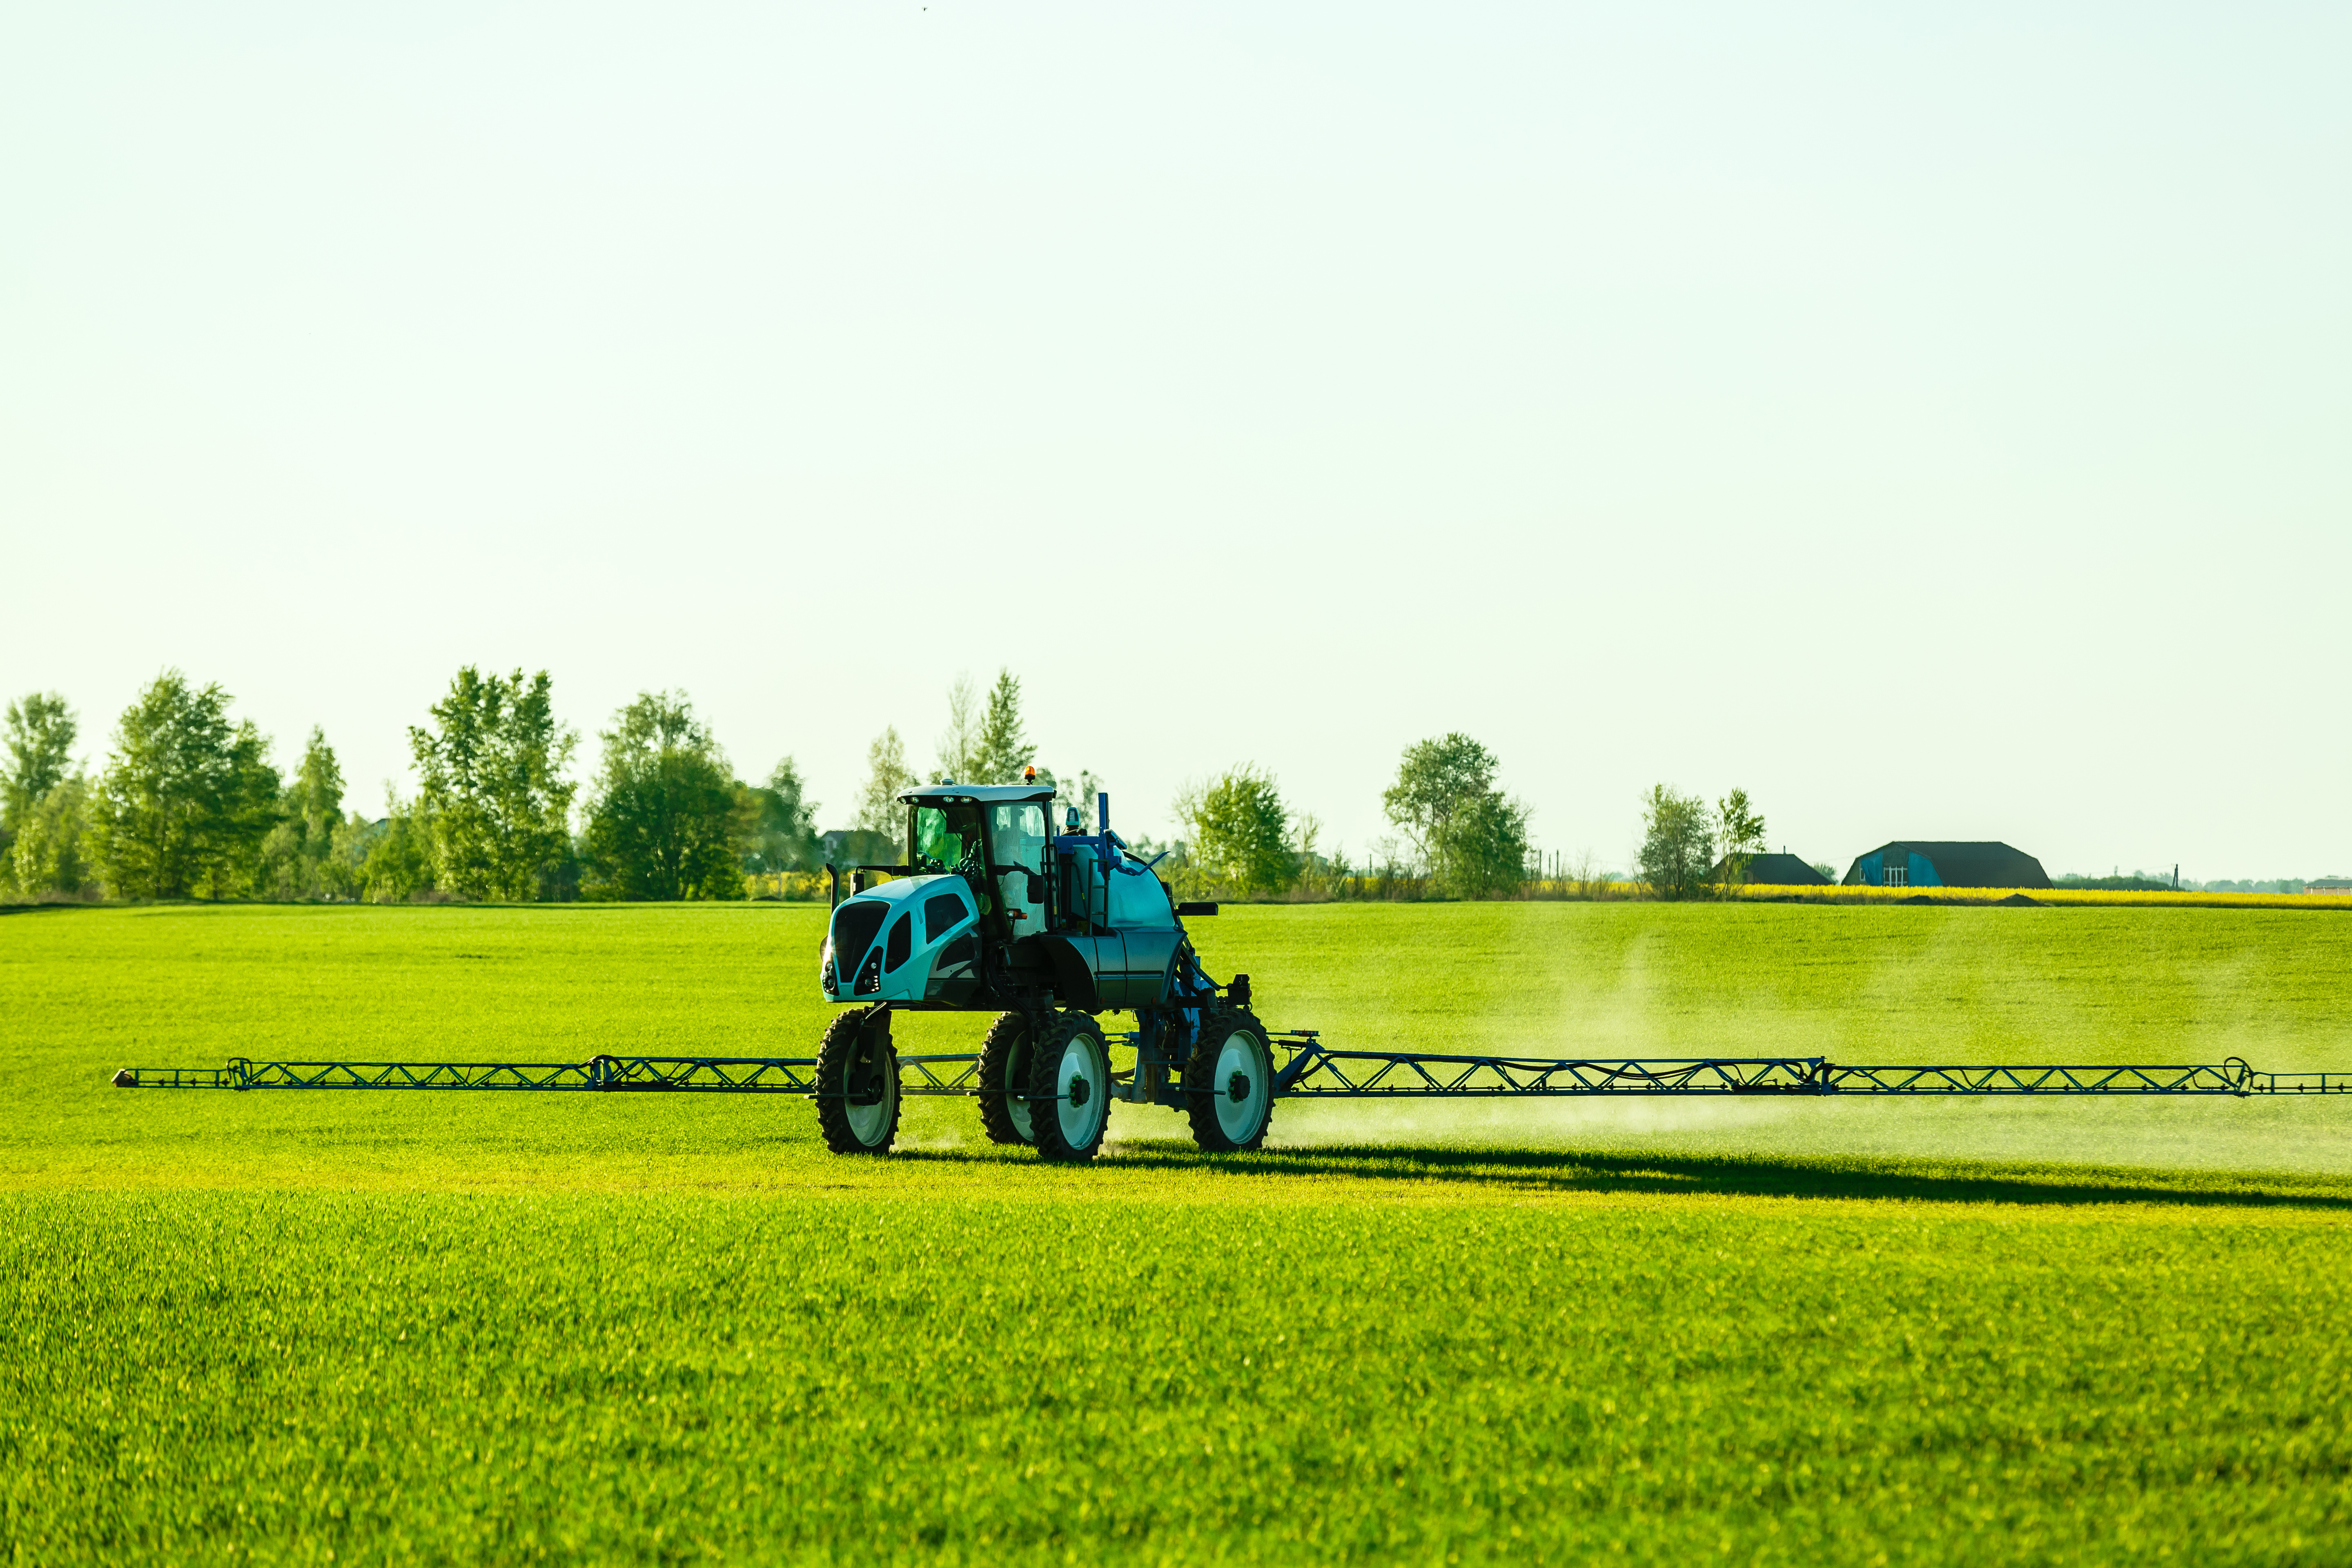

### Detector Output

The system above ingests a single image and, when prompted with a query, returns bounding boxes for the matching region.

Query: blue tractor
[816,780,1272,1161]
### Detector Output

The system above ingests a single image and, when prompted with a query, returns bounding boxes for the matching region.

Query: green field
[6,902,2351,1563]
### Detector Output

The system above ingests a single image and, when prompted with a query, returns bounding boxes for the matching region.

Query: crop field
[6,902,2352,1564]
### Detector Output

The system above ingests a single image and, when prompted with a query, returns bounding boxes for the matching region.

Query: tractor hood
[823,875,984,1004]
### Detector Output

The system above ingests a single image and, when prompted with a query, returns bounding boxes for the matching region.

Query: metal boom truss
[1263,1034,2352,1096]
[111,1032,2352,1098]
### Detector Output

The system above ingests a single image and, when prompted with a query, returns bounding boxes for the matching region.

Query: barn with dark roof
[1711,853,1832,886]
[1843,841,2051,890]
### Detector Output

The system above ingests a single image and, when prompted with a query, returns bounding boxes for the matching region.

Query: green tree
[290,729,345,844]
[1383,734,1492,866]
[737,757,823,878]
[87,673,281,900]
[258,728,347,898]
[1636,784,1714,901]
[1290,812,1349,898]
[319,810,381,899]
[410,667,577,902]
[968,669,1038,785]
[582,691,743,901]
[933,675,980,783]
[359,792,438,902]
[1712,788,1766,898]
[1381,733,1532,898]
[11,773,91,896]
[3,693,77,838]
[206,722,281,898]
[1176,764,1296,897]
[1435,790,1532,898]
[853,726,918,837]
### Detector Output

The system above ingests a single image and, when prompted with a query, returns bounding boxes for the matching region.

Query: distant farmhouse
[2311,876,2352,895]
[1714,853,1831,886]
[1843,841,2052,890]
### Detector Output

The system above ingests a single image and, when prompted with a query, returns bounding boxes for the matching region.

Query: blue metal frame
[1266,1037,2352,1097]
[113,1054,966,1095]
[113,1041,2352,1098]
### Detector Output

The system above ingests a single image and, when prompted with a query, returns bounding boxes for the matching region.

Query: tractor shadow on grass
[904,1143,2352,1211]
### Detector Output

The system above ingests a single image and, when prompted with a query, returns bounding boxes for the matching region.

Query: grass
[4,902,2352,1563]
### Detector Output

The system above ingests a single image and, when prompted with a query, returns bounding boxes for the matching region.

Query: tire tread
[975,1010,1032,1146]
[814,1007,901,1155]
[1029,1010,1111,1164]
[1185,1008,1274,1153]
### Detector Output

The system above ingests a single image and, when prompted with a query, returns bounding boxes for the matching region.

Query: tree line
[2,664,1747,905]
[0,671,820,904]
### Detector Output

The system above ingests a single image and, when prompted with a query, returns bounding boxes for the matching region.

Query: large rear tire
[976,1010,1036,1146]
[1185,1009,1274,1153]
[815,1007,901,1155]
[1027,1010,1112,1163]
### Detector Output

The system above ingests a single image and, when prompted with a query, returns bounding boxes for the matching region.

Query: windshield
[912,804,987,875]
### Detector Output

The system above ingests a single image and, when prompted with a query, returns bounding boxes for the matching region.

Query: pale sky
[4,2,2346,880]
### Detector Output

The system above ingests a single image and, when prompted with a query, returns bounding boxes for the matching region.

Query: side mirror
[1176,902,1219,917]
[1024,871,1045,904]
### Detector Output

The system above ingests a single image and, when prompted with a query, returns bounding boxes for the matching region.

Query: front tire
[1027,1011,1112,1163]
[1186,1009,1274,1152]
[976,1010,1036,1146]
[815,1007,901,1155]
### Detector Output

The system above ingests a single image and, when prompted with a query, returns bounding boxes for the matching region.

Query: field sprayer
[113,779,2352,1152]
[800,780,1274,1160]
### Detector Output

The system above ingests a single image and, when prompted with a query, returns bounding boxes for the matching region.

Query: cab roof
[897,784,1058,807]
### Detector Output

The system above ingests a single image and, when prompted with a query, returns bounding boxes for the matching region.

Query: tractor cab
[820,782,1059,1007]
[909,790,1052,934]
[820,780,1205,1015]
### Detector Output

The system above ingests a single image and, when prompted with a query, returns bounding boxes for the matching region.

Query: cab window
[990,803,1049,871]
[913,804,986,875]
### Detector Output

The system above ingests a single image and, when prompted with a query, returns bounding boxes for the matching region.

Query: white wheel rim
[1004,1033,1033,1142]
[1055,1032,1107,1148]
[1212,1030,1268,1144]
[844,1048,895,1145]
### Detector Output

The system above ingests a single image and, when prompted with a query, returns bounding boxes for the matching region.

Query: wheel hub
[1227,1071,1251,1102]
[1069,1076,1091,1108]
